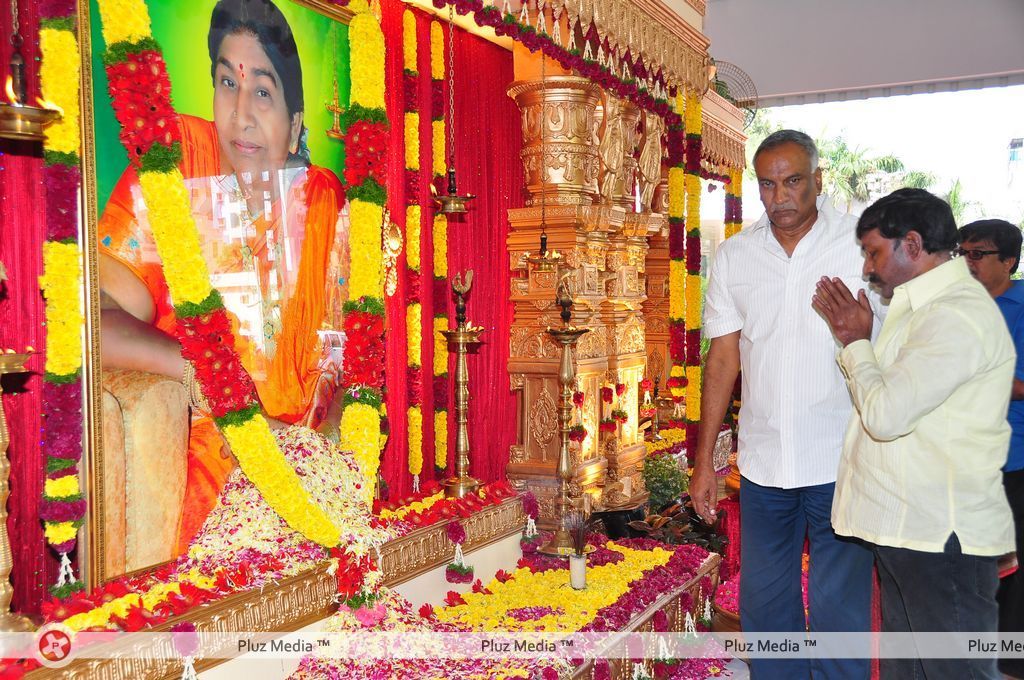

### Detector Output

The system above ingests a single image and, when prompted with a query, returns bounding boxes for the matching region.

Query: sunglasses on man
[957,248,1001,261]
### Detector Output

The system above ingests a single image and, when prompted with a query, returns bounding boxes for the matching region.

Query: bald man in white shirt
[691,130,880,680]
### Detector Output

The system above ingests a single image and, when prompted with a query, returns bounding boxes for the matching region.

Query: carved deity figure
[598,95,625,202]
[637,111,665,210]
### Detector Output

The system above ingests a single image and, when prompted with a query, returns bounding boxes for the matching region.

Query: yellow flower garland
[341,402,383,508]
[683,90,703,430]
[95,0,152,47]
[348,199,385,301]
[430,22,444,80]
[407,303,422,366]
[404,113,420,171]
[378,490,444,521]
[667,167,685,219]
[39,28,80,155]
[45,522,78,546]
[402,9,418,73]
[44,475,80,499]
[430,19,449,471]
[432,120,446,177]
[645,427,684,456]
[408,406,423,477]
[668,260,685,322]
[137,171,213,305]
[432,214,448,278]
[406,205,421,269]
[349,12,386,111]
[436,543,673,631]
[62,571,215,632]
[39,242,84,377]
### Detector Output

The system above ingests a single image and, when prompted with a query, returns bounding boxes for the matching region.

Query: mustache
[868,274,882,285]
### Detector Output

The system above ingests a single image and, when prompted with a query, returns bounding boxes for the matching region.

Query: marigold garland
[338,0,389,504]
[682,90,703,445]
[430,19,450,471]
[400,9,430,489]
[666,91,688,426]
[39,3,86,598]
[39,28,80,155]
[94,0,345,548]
[725,166,743,239]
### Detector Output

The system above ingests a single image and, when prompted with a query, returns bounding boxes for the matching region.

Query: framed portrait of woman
[81,0,354,585]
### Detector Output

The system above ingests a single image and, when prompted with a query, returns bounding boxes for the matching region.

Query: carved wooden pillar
[505,63,663,521]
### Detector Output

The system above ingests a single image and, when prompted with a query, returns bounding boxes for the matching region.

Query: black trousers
[875,534,999,680]
[999,468,1024,677]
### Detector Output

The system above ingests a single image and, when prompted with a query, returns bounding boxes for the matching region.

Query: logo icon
[34,623,74,668]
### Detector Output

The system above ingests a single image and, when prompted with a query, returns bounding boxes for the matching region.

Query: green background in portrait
[89,0,350,209]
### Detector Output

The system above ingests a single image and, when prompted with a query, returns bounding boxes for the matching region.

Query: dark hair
[208,0,304,118]
[753,129,819,170]
[856,188,958,254]
[960,218,1023,274]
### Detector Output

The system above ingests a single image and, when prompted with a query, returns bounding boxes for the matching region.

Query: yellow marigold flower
[40,28,80,155]
[349,13,385,110]
[44,521,77,546]
[668,260,685,321]
[405,112,420,171]
[432,120,446,175]
[686,366,702,421]
[668,167,685,218]
[348,199,385,301]
[685,274,703,329]
[433,320,448,375]
[402,10,418,73]
[223,416,340,547]
[434,410,448,468]
[432,214,448,277]
[341,402,382,508]
[138,170,213,306]
[96,0,153,47]
[430,22,445,80]
[407,303,422,366]
[40,242,84,377]
[406,205,421,271]
[408,406,423,476]
[44,475,80,499]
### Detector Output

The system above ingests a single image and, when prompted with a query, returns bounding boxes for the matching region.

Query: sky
[728,84,1024,227]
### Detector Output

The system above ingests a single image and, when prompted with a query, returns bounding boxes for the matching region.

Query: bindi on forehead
[239,63,244,79]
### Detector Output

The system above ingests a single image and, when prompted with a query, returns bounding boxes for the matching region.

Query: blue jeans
[875,534,999,680]
[740,476,873,679]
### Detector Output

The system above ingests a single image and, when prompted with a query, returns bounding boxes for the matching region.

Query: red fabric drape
[380,0,411,499]
[446,27,522,483]
[0,0,59,614]
[379,3,520,496]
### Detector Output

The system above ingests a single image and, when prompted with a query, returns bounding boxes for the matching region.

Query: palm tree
[899,171,936,190]
[818,136,904,211]
[943,179,976,224]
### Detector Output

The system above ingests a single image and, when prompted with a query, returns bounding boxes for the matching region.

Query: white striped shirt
[704,195,882,489]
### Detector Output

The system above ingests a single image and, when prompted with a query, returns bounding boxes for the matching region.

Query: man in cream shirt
[814,188,1015,680]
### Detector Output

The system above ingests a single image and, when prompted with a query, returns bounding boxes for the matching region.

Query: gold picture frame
[77,0,355,588]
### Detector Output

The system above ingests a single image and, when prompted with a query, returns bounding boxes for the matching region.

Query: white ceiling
[703,0,1024,108]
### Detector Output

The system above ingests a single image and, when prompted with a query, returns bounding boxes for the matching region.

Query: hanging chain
[447,4,456,168]
[539,51,547,237]
[10,0,21,47]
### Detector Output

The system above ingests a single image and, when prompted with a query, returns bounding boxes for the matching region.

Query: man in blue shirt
[960,218,1024,677]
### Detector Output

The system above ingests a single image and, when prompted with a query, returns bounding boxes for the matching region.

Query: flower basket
[711,603,746,662]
